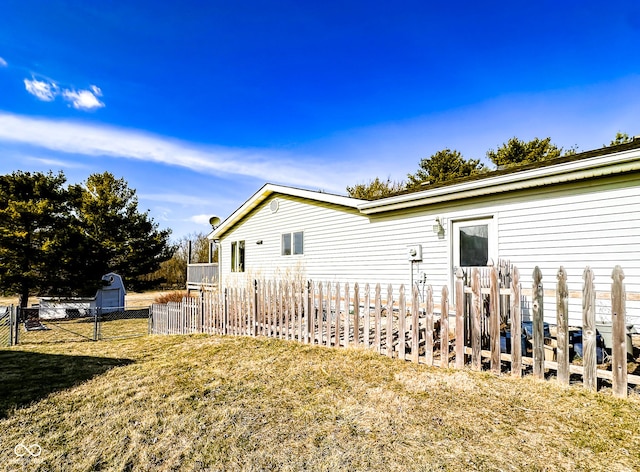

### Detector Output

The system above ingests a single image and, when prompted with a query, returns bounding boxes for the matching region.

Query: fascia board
[358,149,640,215]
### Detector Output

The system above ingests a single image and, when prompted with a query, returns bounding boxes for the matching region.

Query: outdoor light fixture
[432,217,445,236]
[256,240,263,245]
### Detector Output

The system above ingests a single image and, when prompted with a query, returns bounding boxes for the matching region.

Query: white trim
[358,148,640,214]
[210,184,364,239]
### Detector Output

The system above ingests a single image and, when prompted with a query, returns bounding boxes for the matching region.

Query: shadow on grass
[0,350,134,419]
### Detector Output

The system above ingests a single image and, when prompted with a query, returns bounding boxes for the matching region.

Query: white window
[230,240,245,272]
[282,231,303,255]
[453,218,496,270]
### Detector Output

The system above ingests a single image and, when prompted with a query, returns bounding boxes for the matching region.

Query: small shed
[38,273,126,319]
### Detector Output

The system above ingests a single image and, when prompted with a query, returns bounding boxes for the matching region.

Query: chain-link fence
[0,306,11,347]
[9,306,150,345]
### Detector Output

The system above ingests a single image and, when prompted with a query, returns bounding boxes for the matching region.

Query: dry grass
[152,291,194,304]
[0,291,163,309]
[1,335,640,471]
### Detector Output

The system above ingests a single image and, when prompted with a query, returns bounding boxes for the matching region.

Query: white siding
[219,196,447,299]
[219,174,640,327]
[495,177,640,326]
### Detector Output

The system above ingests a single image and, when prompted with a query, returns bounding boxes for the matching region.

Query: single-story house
[209,141,640,328]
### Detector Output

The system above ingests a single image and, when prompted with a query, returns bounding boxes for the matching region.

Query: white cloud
[0,112,355,192]
[61,88,105,111]
[189,214,215,225]
[0,57,7,67]
[25,156,90,169]
[23,76,105,111]
[24,78,58,101]
[140,193,211,206]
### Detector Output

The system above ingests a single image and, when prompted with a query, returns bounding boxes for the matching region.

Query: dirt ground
[0,291,166,308]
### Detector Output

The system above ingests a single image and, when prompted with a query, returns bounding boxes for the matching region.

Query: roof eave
[209,183,364,239]
[358,148,640,215]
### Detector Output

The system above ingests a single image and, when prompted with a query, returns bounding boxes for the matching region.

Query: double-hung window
[282,231,303,256]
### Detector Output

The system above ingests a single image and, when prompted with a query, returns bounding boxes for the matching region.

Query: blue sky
[1,1,639,239]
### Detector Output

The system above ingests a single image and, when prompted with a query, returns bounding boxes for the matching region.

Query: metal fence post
[14,306,20,346]
[9,305,14,346]
[93,308,99,341]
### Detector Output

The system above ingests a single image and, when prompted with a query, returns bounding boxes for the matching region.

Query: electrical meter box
[407,244,423,262]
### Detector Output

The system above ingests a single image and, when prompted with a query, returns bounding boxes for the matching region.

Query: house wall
[218,173,640,327]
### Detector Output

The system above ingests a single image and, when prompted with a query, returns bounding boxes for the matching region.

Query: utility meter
[407,244,423,262]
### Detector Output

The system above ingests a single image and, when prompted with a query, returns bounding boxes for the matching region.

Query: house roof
[210,140,640,238]
[358,140,640,214]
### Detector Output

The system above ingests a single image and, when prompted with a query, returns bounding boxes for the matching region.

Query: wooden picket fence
[150,265,639,398]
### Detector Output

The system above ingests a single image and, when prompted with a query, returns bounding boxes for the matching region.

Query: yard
[1,334,639,471]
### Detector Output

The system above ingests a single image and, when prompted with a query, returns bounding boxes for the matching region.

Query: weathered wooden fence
[150,265,639,398]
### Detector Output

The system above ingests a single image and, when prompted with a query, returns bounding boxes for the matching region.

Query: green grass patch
[1,335,639,471]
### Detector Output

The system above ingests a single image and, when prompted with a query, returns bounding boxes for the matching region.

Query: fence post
[374,283,382,352]
[411,284,420,364]
[471,268,481,370]
[224,288,229,335]
[510,267,522,377]
[14,306,20,345]
[305,281,312,344]
[253,280,258,336]
[489,266,500,373]
[353,282,360,347]
[611,266,628,398]
[556,267,570,386]
[440,286,449,368]
[335,282,341,347]
[425,285,434,366]
[386,284,393,358]
[326,282,333,347]
[365,283,371,349]
[582,267,597,391]
[9,305,15,346]
[344,282,350,347]
[93,308,99,341]
[398,285,406,360]
[455,268,465,369]
[532,267,545,379]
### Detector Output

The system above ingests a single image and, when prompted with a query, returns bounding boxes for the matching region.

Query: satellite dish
[209,216,221,229]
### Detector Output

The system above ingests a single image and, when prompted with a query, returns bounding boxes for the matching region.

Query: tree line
[0,171,173,307]
[347,133,633,199]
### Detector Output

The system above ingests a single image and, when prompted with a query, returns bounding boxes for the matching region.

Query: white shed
[210,141,640,329]
[39,273,126,319]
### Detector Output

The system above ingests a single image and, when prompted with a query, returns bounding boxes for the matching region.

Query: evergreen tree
[486,137,563,169]
[0,171,76,306]
[407,149,485,189]
[74,172,174,292]
[346,177,405,200]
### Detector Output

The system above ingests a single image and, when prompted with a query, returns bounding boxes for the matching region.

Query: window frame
[230,240,245,272]
[281,231,304,256]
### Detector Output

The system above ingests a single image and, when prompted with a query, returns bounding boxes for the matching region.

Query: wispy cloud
[140,193,211,206]
[62,86,104,111]
[0,112,354,192]
[25,156,90,169]
[24,77,104,111]
[0,57,7,67]
[24,78,58,101]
